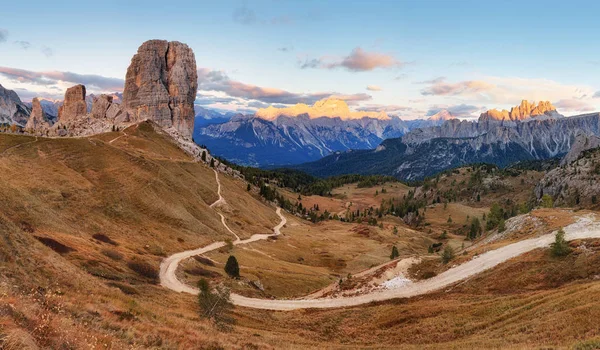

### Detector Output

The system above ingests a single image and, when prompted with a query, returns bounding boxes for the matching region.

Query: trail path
[109,131,127,144]
[0,136,38,155]
[160,173,600,310]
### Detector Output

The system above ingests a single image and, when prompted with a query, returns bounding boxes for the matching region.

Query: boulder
[58,84,87,122]
[122,40,197,137]
[91,94,113,119]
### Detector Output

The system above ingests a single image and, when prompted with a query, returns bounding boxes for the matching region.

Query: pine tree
[210,158,215,168]
[390,246,400,260]
[201,151,207,162]
[442,245,455,264]
[224,255,240,278]
[550,228,572,257]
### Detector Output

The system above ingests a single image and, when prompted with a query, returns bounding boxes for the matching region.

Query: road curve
[161,208,599,310]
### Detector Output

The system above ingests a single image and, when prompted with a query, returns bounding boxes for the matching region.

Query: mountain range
[293,101,600,180]
[194,98,453,167]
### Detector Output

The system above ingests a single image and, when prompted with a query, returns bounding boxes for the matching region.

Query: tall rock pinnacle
[58,84,87,122]
[122,40,198,137]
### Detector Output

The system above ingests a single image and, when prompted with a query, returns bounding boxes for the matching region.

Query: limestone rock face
[58,84,87,121]
[122,40,197,137]
[91,94,114,119]
[0,83,30,126]
[25,98,52,132]
[479,100,559,122]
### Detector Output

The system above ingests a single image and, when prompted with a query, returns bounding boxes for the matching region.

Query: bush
[127,260,159,282]
[442,245,455,264]
[194,255,215,266]
[224,256,240,278]
[390,246,399,260]
[92,233,118,246]
[102,249,123,261]
[550,228,572,257]
[541,194,554,208]
[198,279,235,331]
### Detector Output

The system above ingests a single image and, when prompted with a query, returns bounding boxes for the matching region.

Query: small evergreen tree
[498,218,506,232]
[442,245,455,264]
[224,255,240,278]
[550,228,572,257]
[246,183,251,191]
[201,151,207,162]
[210,158,215,168]
[390,246,400,260]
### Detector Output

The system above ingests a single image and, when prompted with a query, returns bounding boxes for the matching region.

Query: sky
[2,0,600,119]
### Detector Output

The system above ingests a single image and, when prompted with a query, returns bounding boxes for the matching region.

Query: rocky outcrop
[535,147,600,207]
[122,40,198,137]
[0,84,30,127]
[91,94,114,119]
[561,133,600,165]
[25,98,52,132]
[256,98,390,121]
[58,84,87,122]
[479,100,560,122]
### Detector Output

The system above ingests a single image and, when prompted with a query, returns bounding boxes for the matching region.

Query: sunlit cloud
[553,99,595,112]
[300,47,402,72]
[366,85,382,91]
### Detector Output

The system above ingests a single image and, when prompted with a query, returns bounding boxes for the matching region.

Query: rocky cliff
[122,40,198,137]
[25,98,52,132]
[58,84,88,122]
[0,84,30,127]
[479,100,560,122]
[535,147,600,207]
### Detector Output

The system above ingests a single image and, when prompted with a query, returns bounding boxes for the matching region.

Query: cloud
[553,99,595,112]
[14,41,31,50]
[426,104,484,117]
[197,67,371,105]
[277,46,293,52]
[300,47,402,72]
[366,85,382,91]
[593,91,600,98]
[0,29,7,43]
[394,74,408,81]
[420,77,494,96]
[0,66,124,91]
[415,76,446,84]
[41,46,54,57]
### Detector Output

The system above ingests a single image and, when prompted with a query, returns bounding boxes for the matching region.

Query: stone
[58,84,87,122]
[122,40,197,137]
[91,94,113,119]
[480,100,557,122]
[25,98,52,132]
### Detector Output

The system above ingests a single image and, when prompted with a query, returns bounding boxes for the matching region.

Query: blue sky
[2,0,600,118]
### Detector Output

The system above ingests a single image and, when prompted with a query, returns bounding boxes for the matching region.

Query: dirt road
[161,208,599,310]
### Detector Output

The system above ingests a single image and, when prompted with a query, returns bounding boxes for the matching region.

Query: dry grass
[1,123,599,349]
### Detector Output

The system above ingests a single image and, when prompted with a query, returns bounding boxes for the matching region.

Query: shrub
[92,233,118,246]
[550,228,572,257]
[198,279,235,331]
[541,194,554,208]
[390,246,399,260]
[127,260,159,282]
[224,256,240,278]
[102,249,123,261]
[34,236,75,254]
[442,245,455,264]
[185,267,221,278]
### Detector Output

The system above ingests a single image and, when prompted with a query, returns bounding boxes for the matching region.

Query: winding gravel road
[160,171,600,310]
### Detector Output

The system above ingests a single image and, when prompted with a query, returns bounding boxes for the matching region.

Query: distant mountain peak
[255,98,390,121]
[479,100,560,122]
[428,110,455,121]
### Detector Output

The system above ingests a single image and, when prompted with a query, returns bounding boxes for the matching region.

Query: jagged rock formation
[58,84,87,122]
[196,113,415,166]
[479,100,560,122]
[536,147,600,207]
[122,40,198,137]
[428,110,455,122]
[256,98,390,121]
[25,98,52,132]
[294,108,600,180]
[91,94,114,119]
[561,133,600,165]
[0,84,30,126]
